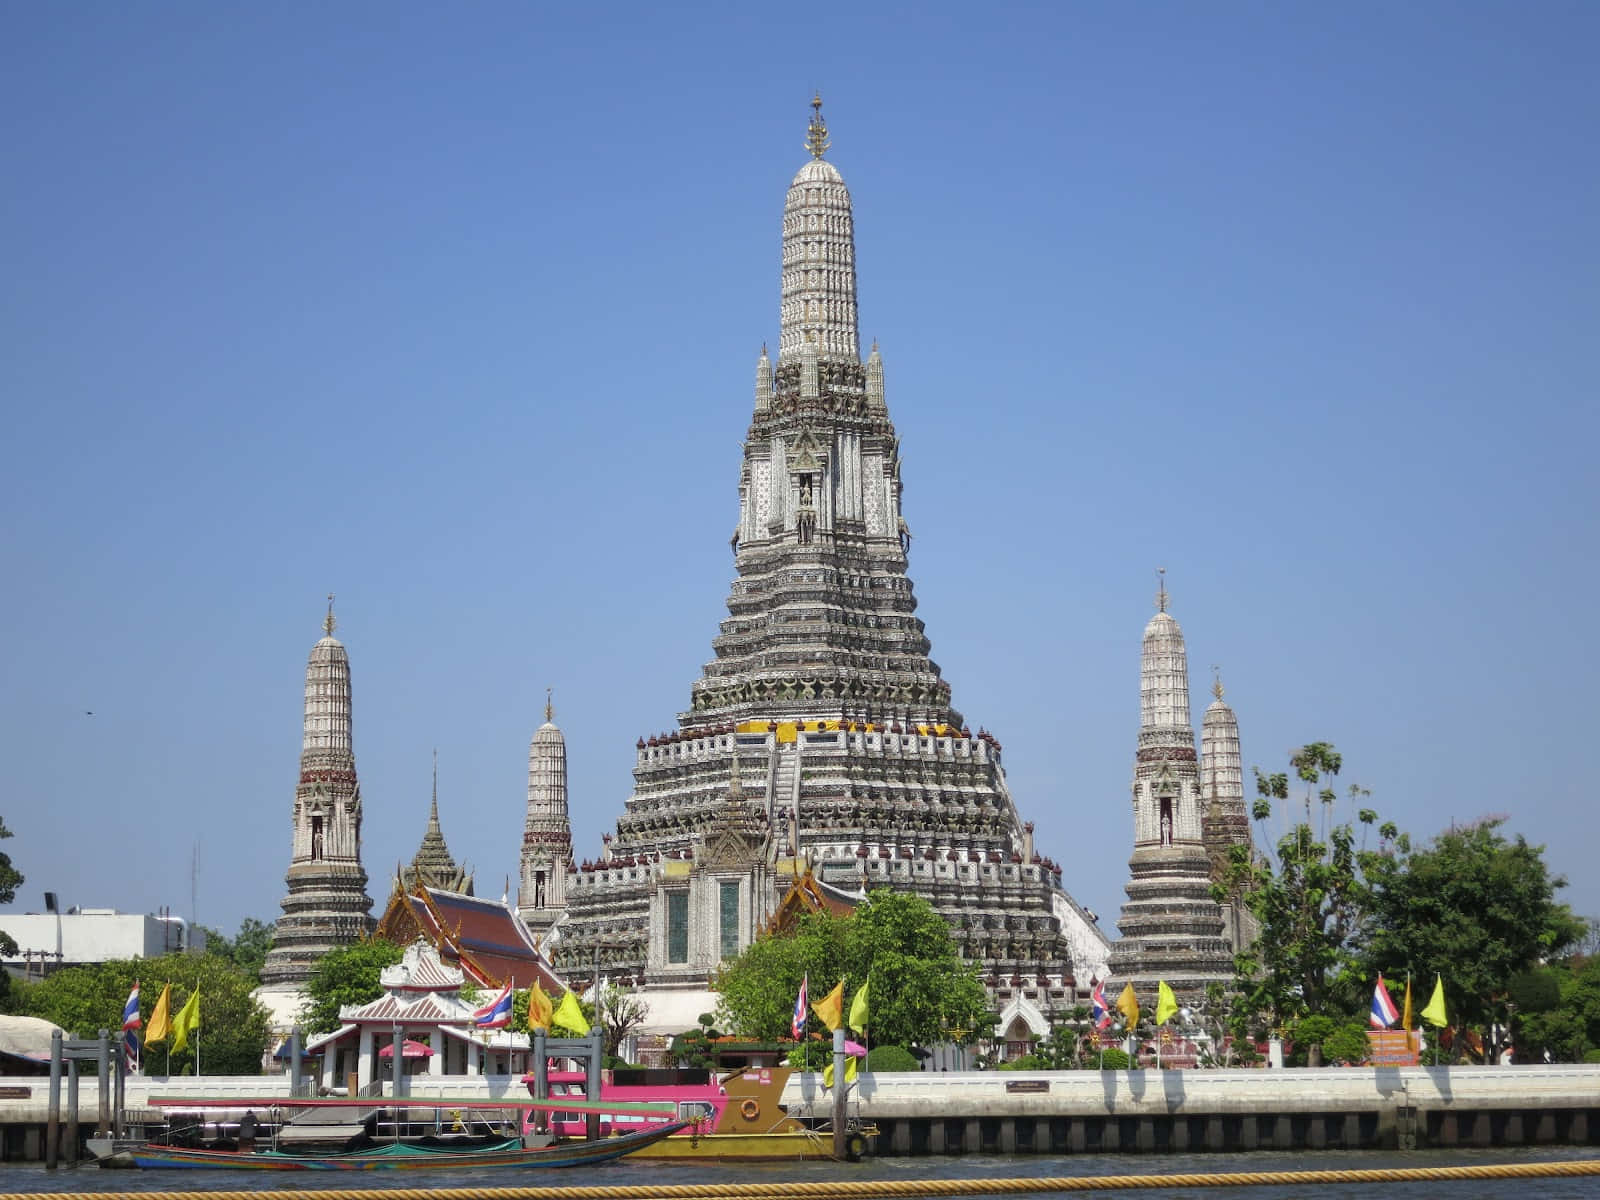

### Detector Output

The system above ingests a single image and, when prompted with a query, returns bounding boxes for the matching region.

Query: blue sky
[2,2,1596,946]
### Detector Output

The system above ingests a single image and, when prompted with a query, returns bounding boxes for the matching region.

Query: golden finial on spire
[805,92,830,160]
[545,687,554,723]
[1212,666,1224,701]
[1155,568,1168,614]
[324,592,336,635]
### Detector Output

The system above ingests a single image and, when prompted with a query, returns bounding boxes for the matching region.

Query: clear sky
[2,2,1596,947]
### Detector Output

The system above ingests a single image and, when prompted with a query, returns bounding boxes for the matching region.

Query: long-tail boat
[98,1094,687,1171]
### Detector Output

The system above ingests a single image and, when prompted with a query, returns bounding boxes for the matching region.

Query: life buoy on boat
[739,1098,761,1121]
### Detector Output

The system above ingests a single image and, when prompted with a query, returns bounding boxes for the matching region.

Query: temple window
[666,890,689,964]
[719,881,740,960]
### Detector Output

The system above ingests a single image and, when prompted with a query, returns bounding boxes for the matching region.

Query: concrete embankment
[0,1065,1596,1160]
[780,1065,1600,1154]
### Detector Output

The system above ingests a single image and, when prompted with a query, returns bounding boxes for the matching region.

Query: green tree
[300,938,404,1035]
[198,917,275,986]
[1320,1021,1372,1066]
[1361,819,1585,1042]
[1218,744,1388,1034]
[713,889,988,1052]
[1520,958,1600,1061]
[595,982,648,1059]
[670,1013,720,1069]
[17,954,270,1075]
[0,818,23,957]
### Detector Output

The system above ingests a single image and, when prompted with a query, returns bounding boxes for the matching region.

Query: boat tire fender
[847,1131,867,1160]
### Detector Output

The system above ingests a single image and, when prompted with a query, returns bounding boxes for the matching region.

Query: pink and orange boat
[531,1066,875,1161]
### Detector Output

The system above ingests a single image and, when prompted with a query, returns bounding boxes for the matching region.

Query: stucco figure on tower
[261,597,375,986]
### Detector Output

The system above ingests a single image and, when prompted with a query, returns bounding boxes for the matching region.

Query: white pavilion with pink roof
[307,942,541,1091]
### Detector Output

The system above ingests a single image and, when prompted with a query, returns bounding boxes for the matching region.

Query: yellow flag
[1155,981,1179,1025]
[847,980,869,1034]
[170,988,200,1054]
[812,979,845,1032]
[822,1059,835,1089]
[527,981,553,1032]
[145,983,173,1046]
[1116,982,1139,1029]
[1402,976,1415,1053]
[1420,974,1448,1028]
[554,989,590,1035]
[845,1055,859,1083]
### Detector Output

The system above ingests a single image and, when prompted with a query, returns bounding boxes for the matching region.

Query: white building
[0,907,204,977]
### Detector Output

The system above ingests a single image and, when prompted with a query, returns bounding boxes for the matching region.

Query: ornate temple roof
[402,752,473,896]
[378,884,562,993]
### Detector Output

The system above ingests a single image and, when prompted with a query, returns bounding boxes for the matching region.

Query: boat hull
[126,1121,688,1171]
[625,1129,848,1161]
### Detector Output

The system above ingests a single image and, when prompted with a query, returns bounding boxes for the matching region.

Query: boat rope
[16,1155,1600,1200]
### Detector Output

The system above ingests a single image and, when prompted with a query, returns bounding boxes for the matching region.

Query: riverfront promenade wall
[0,1065,1596,1159]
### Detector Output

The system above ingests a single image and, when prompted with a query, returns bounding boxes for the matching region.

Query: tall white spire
[1110,574,1233,1005]
[262,598,375,985]
[519,689,573,933]
[1200,672,1245,820]
[779,95,859,364]
[1140,569,1192,738]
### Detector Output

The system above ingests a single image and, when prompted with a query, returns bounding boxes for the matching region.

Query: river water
[2,1147,1599,1198]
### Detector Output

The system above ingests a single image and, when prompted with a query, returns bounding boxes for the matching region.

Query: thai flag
[473,984,514,1030]
[1091,979,1112,1030]
[1370,973,1400,1029]
[791,974,808,1040]
[122,982,141,1032]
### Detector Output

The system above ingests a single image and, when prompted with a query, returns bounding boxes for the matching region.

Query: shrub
[1000,1054,1045,1071]
[1097,1048,1131,1070]
[1322,1022,1372,1066]
[865,1044,920,1072]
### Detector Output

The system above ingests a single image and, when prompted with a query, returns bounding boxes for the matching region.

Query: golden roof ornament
[805,93,830,160]
[1212,666,1224,701]
[1155,567,1168,614]
[324,592,337,635]
[545,686,554,723]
